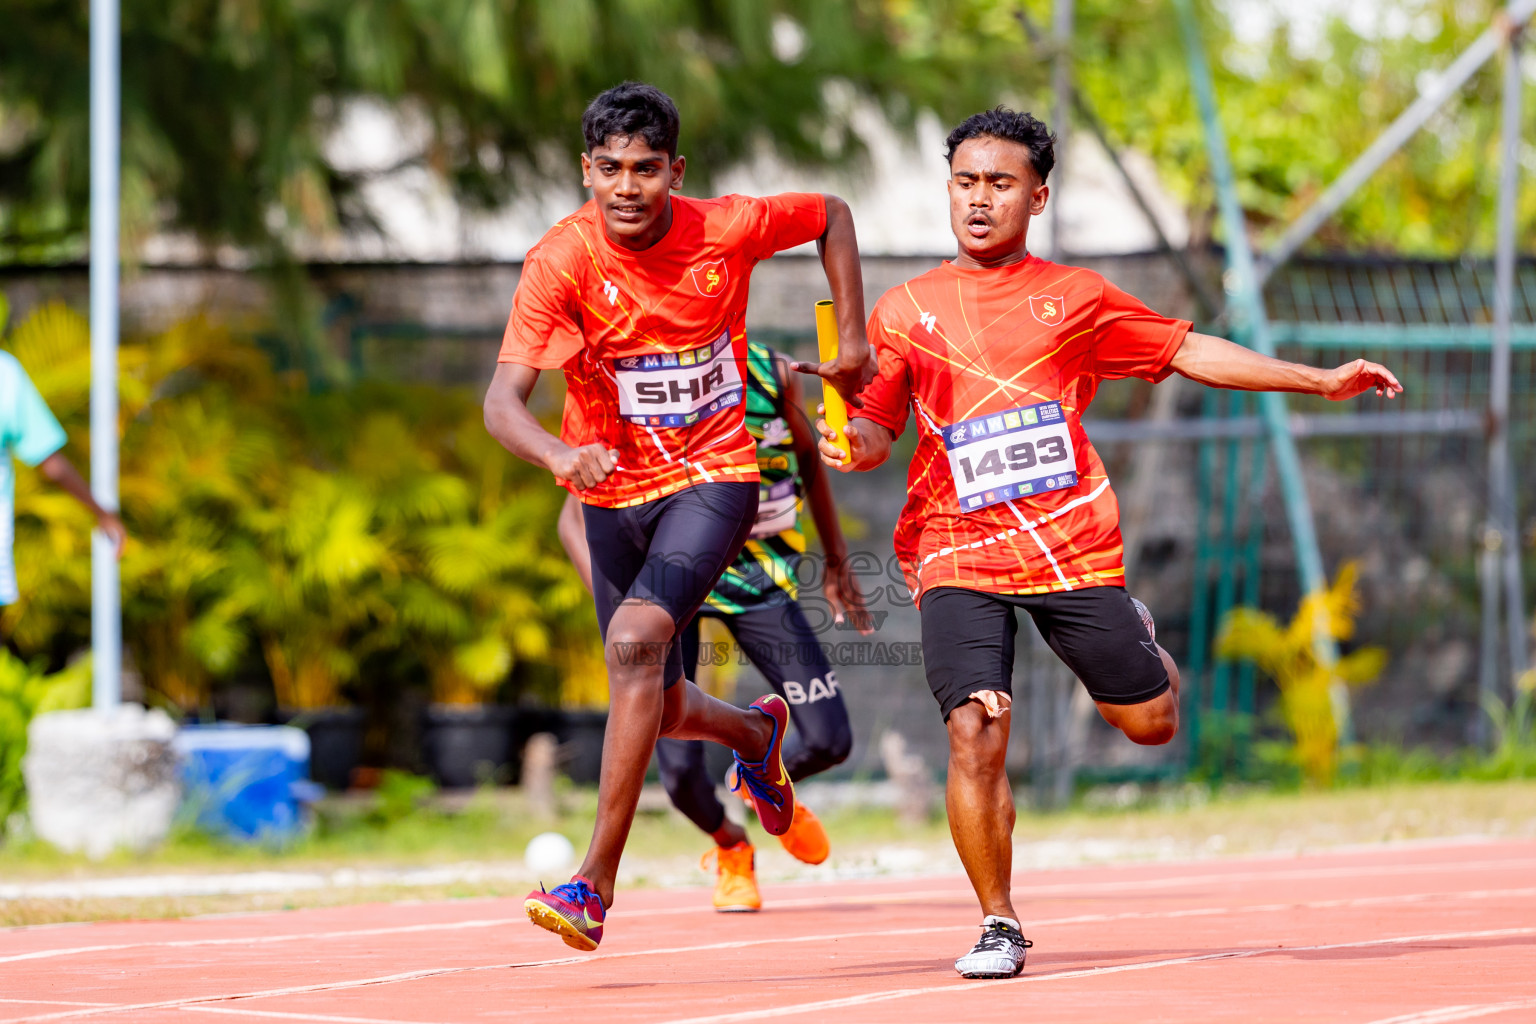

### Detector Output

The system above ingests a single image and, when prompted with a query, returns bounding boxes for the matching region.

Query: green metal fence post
[1174,0,1349,740]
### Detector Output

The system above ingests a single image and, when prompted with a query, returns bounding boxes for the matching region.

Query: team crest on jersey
[691,259,729,297]
[1029,294,1066,326]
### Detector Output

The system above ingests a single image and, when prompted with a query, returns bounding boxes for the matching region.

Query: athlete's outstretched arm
[781,359,871,633]
[813,413,894,473]
[36,451,128,557]
[791,195,876,407]
[1169,332,1403,401]
[483,361,617,490]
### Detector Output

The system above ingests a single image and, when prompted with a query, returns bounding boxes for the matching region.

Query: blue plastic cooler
[174,724,324,841]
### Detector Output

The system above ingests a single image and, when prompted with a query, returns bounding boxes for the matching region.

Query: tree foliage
[1074,0,1536,254]
[0,0,1038,262]
[1,1,1528,262]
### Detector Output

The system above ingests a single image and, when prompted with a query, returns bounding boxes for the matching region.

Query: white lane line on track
[7,889,1536,1022]
[1363,1000,1536,1024]
[654,927,1536,1024]
[4,965,507,1024]
[0,919,523,966]
[0,867,538,903]
[182,1008,453,1024]
[6,854,1533,967]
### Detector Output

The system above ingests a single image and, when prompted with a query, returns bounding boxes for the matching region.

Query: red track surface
[4,838,1535,1024]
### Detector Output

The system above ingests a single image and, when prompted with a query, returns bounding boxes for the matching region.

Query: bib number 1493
[945,401,1078,512]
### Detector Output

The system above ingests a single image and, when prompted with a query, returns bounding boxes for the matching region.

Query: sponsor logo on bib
[614,331,744,428]
[944,400,1078,511]
[691,259,729,297]
[1029,294,1065,326]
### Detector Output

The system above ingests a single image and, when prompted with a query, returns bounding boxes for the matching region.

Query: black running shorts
[920,585,1169,721]
[582,481,758,688]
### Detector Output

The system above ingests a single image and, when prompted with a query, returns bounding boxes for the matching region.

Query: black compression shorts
[920,585,1169,721]
[582,481,757,688]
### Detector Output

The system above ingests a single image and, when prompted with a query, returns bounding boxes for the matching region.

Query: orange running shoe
[701,841,762,912]
[778,801,830,865]
[725,764,830,865]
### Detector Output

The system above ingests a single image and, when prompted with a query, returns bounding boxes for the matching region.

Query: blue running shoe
[524,876,605,951]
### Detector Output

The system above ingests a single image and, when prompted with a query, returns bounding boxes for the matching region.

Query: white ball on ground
[524,831,575,874]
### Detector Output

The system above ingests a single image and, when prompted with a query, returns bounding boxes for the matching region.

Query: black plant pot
[283,706,367,791]
[555,710,609,786]
[508,706,562,786]
[423,704,515,788]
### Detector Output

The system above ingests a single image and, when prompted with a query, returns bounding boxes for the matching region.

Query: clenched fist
[547,443,619,490]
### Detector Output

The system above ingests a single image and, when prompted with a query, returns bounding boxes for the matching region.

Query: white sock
[982,914,1022,932]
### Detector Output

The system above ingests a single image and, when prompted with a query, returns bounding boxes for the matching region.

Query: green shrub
[2,299,596,717]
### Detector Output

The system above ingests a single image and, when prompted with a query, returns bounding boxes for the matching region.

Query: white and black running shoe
[954,916,1032,979]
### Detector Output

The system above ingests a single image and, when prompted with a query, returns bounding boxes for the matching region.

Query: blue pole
[90,0,122,709]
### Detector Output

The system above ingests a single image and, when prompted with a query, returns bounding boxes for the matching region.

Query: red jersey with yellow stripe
[499,193,826,508]
[857,255,1191,604]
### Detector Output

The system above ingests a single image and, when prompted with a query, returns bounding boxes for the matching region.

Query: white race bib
[944,400,1078,512]
[750,477,799,539]
[613,332,744,428]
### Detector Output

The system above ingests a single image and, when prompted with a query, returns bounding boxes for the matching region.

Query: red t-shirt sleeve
[1090,278,1193,383]
[743,193,827,260]
[499,245,585,369]
[852,305,911,438]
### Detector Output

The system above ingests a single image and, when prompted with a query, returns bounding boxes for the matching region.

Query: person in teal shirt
[0,351,126,606]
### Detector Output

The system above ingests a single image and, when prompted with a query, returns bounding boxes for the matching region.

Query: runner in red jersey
[505,183,829,509]
[816,108,1402,980]
[484,82,873,952]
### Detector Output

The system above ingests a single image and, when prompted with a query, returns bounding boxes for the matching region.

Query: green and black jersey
[703,342,806,615]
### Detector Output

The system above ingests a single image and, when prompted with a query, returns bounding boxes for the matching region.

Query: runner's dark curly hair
[945,108,1056,182]
[582,82,681,159]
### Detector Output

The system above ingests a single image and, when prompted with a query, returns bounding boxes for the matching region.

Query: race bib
[751,477,799,539]
[944,400,1078,512]
[614,332,744,428]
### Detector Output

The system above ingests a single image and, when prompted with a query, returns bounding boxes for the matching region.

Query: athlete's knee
[946,703,1008,774]
[655,752,700,802]
[819,723,854,768]
[1127,715,1176,746]
[604,611,675,680]
[1105,692,1178,746]
[797,720,852,775]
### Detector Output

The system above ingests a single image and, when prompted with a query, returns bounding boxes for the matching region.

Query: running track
[4,839,1535,1024]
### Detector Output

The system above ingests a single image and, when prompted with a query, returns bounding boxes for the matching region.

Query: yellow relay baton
[813,299,849,465]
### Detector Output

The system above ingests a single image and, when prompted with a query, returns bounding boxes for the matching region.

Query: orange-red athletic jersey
[857,255,1192,604]
[499,193,826,508]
